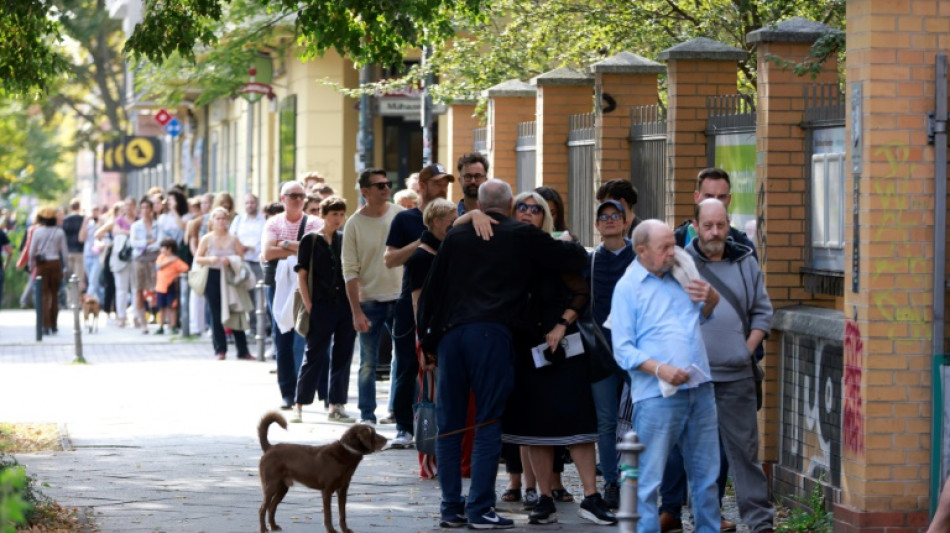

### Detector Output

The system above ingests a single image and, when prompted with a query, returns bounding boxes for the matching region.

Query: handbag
[187,264,210,296]
[118,239,132,262]
[292,230,318,337]
[580,250,621,382]
[414,376,438,456]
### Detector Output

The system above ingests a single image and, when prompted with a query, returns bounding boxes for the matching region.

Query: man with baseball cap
[383,162,454,448]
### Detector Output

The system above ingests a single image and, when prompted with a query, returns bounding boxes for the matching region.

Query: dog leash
[419,418,500,442]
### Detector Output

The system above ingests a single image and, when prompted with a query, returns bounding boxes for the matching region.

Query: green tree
[0,2,70,97]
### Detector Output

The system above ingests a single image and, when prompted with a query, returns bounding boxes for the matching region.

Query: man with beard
[383,163,455,448]
[456,152,489,216]
[610,219,721,533]
[683,199,774,533]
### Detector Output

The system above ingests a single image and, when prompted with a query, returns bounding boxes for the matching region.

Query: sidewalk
[0,309,747,532]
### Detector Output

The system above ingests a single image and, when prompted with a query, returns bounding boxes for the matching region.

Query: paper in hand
[657,363,711,398]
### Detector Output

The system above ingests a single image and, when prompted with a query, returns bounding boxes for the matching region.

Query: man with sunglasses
[342,168,404,426]
[262,181,324,410]
[456,152,489,216]
[382,163,455,448]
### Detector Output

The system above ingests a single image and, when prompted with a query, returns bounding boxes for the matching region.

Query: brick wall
[445,102,479,203]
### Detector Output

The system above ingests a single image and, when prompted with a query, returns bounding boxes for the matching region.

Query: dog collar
[341,442,365,456]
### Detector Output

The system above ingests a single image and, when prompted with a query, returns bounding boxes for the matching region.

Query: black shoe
[578,492,617,525]
[603,482,620,510]
[523,488,539,510]
[528,495,557,524]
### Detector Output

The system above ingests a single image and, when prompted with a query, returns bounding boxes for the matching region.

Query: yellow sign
[102,137,162,172]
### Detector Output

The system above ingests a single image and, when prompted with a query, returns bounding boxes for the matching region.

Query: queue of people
[7,160,774,533]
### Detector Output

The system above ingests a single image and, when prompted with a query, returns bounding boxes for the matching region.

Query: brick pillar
[590,52,664,189]
[658,38,747,226]
[746,16,843,496]
[486,79,537,191]
[833,0,947,529]
[532,67,594,218]
[445,101,479,202]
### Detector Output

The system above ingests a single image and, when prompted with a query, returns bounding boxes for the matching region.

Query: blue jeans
[659,440,729,519]
[436,322,515,521]
[266,284,305,405]
[84,255,103,301]
[392,297,419,433]
[634,383,720,533]
[591,370,622,484]
[356,299,396,422]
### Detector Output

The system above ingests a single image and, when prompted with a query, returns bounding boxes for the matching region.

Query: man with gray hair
[684,199,774,533]
[610,219,722,533]
[417,179,587,530]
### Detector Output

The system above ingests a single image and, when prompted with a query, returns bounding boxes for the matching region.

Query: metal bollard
[255,280,266,361]
[34,276,43,341]
[179,272,190,337]
[69,274,85,363]
[616,430,646,533]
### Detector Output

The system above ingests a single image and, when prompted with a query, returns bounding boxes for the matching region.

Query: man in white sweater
[342,168,403,425]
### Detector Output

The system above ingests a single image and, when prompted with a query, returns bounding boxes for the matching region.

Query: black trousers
[205,268,249,357]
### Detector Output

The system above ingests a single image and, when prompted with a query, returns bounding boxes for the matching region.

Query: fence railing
[706,93,757,133]
[803,83,845,125]
[568,112,595,246]
[473,127,488,154]
[516,121,537,193]
[629,104,667,222]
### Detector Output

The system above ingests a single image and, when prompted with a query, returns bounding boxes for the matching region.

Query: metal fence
[629,104,667,221]
[705,93,757,166]
[515,121,537,193]
[568,112,595,246]
[473,127,488,154]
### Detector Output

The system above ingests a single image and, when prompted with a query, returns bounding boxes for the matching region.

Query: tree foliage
[126,0,487,68]
[0,1,71,98]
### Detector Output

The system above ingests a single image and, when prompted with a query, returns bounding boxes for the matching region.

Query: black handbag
[117,240,132,262]
[580,251,620,382]
[414,376,438,456]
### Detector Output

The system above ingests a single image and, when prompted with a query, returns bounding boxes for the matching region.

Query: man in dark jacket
[673,167,757,260]
[417,179,586,530]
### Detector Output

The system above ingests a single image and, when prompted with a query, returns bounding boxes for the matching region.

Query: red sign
[240,82,275,100]
[154,109,171,126]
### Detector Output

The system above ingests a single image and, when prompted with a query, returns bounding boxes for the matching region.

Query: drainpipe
[930,53,948,515]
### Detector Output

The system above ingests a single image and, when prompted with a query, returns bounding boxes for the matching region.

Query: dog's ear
[356,425,378,454]
[340,425,371,454]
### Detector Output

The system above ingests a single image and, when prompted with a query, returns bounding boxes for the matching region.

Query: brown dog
[257,412,387,533]
[82,295,101,333]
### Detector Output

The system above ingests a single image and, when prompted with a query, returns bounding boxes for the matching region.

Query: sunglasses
[367,181,392,190]
[284,193,305,200]
[597,213,622,222]
[515,202,543,215]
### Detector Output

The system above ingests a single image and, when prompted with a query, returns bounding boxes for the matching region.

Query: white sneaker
[357,419,376,426]
[390,430,413,449]
[290,406,302,423]
[328,406,355,423]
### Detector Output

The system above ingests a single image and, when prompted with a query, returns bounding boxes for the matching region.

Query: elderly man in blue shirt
[610,219,722,533]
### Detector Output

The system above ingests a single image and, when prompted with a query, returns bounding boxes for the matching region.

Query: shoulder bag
[187,264,210,296]
[577,250,621,383]
[414,374,438,456]
[293,230,316,337]
[696,260,764,411]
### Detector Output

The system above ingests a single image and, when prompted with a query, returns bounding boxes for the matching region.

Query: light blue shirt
[610,257,711,403]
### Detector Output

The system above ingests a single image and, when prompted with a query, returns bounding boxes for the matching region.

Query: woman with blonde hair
[193,206,253,360]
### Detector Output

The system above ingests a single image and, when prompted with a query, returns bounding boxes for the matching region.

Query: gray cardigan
[29,225,69,271]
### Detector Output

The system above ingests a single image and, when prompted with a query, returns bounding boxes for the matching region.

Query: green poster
[714,132,756,234]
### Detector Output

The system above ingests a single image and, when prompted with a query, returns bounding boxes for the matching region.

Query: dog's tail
[258,411,287,452]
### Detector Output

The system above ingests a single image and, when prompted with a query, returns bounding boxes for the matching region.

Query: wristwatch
[281,240,289,250]
[557,317,570,327]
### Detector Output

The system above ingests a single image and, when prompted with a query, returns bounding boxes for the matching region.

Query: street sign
[154,109,171,126]
[164,117,182,138]
[102,137,162,172]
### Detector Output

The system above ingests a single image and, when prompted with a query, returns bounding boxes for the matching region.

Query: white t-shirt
[231,212,266,262]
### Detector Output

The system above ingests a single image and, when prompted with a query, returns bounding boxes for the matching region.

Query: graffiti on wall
[843,320,865,454]
[782,334,842,487]
[869,141,930,340]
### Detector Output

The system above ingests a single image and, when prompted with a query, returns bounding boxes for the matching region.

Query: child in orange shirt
[155,239,190,334]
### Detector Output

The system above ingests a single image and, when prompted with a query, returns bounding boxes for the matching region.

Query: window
[809,128,846,272]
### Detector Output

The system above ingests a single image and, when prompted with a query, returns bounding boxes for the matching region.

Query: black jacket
[294,230,346,305]
[417,212,587,354]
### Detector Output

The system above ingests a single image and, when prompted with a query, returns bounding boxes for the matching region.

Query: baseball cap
[418,163,455,183]
[596,199,626,219]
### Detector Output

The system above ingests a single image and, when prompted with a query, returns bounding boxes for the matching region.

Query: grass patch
[0,424,97,532]
[0,424,61,455]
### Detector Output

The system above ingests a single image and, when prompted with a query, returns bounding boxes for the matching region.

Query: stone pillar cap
[747,17,843,44]
[590,51,665,74]
[484,79,537,98]
[657,37,747,61]
[530,67,594,87]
